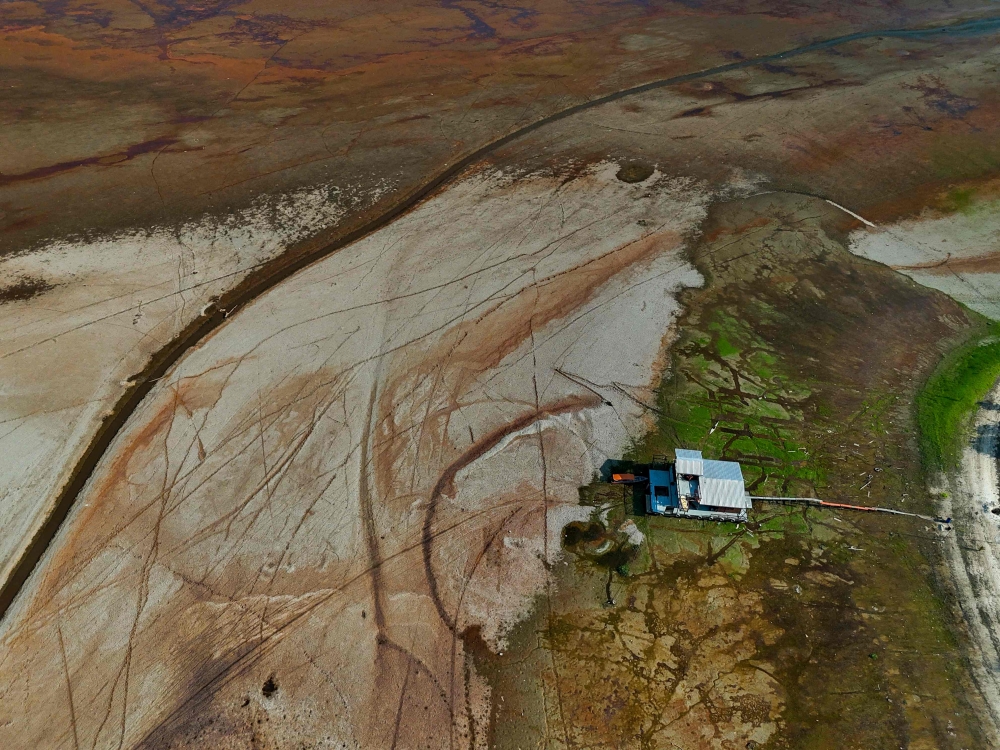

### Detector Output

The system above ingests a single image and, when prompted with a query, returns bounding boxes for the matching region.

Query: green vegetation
[491,196,988,750]
[917,317,1000,469]
[942,186,977,214]
[631,307,824,498]
[614,195,986,745]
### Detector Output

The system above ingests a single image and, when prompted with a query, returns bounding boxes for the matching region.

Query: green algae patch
[943,186,977,214]
[917,316,1000,469]
[483,193,989,749]
[635,193,987,747]
[633,302,820,497]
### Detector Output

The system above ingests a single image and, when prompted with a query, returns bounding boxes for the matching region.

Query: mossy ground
[917,317,1000,470]
[484,192,989,749]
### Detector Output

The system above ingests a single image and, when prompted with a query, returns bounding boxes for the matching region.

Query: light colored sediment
[0,181,384,586]
[938,381,1000,741]
[0,162,720,748]
[849,203,1000,320]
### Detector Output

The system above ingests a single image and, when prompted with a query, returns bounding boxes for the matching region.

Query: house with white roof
[647,448,752,522]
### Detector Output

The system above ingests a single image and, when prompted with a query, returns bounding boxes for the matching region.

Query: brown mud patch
[894,250,1000,275]
[4,0,921,253]
[0,276,52,304]
[482,191,991,748]
[562,519,641,604]
[616,161,655,183]
[638,191,989,746]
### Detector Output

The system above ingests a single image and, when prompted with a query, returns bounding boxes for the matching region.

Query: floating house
[647,448,752,522]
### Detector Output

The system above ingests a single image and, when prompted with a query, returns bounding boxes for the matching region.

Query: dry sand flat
[850,203,1000,320]
[0,181,386,589]
[6,6,1000,747]
[0,162,722,748]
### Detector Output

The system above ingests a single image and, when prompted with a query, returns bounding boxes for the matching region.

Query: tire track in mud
[360,372,456,747]
[136,497,535,747]
[3,11,1000,624]
[360,382,388,634]
[422,395,602,634]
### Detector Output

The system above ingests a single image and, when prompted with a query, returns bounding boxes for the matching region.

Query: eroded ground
[6,3,1000,749]
[0,162,717,748]
[10,0,1000,598]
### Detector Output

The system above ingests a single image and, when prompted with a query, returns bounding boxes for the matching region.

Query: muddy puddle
[563,518,642,604]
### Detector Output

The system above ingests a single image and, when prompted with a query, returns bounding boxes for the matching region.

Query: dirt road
[940,381,1000,738]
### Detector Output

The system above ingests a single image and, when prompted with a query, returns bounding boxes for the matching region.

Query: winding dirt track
[2,13,1000,623]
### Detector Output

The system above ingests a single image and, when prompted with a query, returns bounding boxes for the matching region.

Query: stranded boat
[625,448,752,522]
[609,448,950,526]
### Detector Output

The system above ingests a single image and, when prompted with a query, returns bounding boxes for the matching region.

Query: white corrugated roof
[700,459,750,508]
[703,459,743,482]
[675,448,703,476]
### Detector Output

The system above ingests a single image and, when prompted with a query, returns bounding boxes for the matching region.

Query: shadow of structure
[629,484,645,516]
[599,458,672,516]
[974,422,1000,457]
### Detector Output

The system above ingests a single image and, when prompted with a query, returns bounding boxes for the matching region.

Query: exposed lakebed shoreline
[6,8,1000,747]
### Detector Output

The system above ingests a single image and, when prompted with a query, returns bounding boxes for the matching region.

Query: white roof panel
[701,478,750,508]
[700,460,749,508]
[703,459,744,482]
[675,448,703,476]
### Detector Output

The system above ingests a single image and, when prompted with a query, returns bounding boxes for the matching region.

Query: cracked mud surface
[476,193,992,748]
[7,2,1000,748]
[4,0,994,252]
[0,163,711,748]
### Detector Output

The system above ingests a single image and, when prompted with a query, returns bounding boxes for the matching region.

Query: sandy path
[940,381,1000,739]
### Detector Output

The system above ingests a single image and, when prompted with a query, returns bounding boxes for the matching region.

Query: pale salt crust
[0,181,387,584]
[849,203,1000,320]
[0,162,763,748]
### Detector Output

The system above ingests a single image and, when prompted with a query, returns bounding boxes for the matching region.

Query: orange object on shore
[820,501,876,512]
[612,473,635,483]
